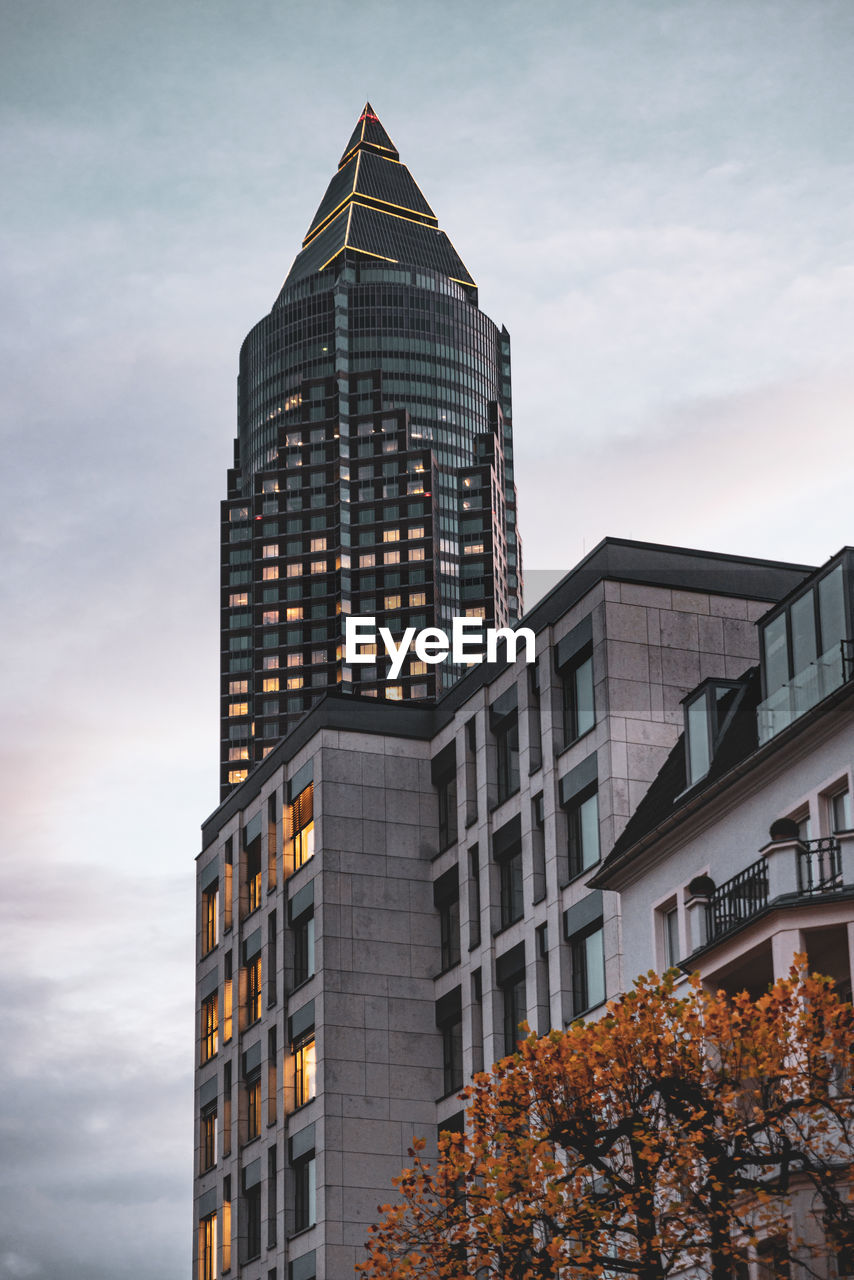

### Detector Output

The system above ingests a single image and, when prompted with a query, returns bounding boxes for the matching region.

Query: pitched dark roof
[591,668,762,884]
[281,104,475,292]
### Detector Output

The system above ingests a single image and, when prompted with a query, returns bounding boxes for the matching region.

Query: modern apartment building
[192,536,854,1280]
[220,105,521,798]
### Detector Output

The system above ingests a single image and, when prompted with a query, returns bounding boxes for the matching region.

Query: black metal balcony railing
[707,838,844,944]
[710,857,769,941]
[798,837,843,895]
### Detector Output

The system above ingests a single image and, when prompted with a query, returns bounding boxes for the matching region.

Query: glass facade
[219,105,521,795]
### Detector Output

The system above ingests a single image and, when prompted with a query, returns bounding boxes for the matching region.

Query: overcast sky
[2,1,853,1275]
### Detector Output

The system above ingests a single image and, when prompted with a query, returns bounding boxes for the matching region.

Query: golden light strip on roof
[303,183,437,248]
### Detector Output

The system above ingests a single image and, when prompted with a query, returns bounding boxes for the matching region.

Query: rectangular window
[567,788,600,878]
[246,1075,261,1141]
[262,565,279,580]
[247,955,262,1025]
[495,717,519,804]
[228,680,248,695]
[293,914,315,986]
[570,923,605,1017]
[561,651,595,744]
[309,537,326,552]
[202,883,218,955]
[201,1104,217,1171]
[198,1212,218,1280]
[223,953,233,1042]
[294,1036,316,1108]
[228,702,248,717]
[247,840,262,913]
[201,993,218,1063]
[222,1179,231,1271]
[830,786,852,833]
[291,783,315,871]
[499,848,524,929]
[442,1016,463,1095]
[262,543,279,558]
[437,775,458,851]
[293,1154,316,1233]
[245,1180,261,1259]
[502,974,526,1056]
[662,903,680,970]
[382,528,400,542]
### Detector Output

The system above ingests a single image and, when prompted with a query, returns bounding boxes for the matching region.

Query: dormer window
[758,551,852,743]
[684,680,743,788]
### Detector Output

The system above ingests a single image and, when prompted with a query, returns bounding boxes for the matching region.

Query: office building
[221,105,521,799]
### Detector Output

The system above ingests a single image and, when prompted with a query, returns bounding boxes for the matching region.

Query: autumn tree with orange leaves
[358,966,854,1280]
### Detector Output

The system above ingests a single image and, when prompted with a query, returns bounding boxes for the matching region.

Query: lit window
[409,592,426,607]
[385,685,403,701]
[229,593,249,606]
[291,783,314,870]
[310,537,327,552]
[228,680,248,695]
[263,677,279,692]
[201,993,218,1063]
[382,529,400,542]
[262,566,279,580]
[228,702,248,717]
[223,963,233,1042]
[408,526,424,539]
[246,954,262,1024]
[286,562,301,577]
[410,660,427,676]
[464,543,484,555]
[286,607,303,621]
[246,1075,261,1140]
[228,747,249,761]
[408,547,425,561]
[294,1036,316,1107]
[262,611,279,625]
[202,882,218,955]
[466,607,486,618]
[311,649,326,664]
[310,560,325,573]
[227,769,248,785]
[198,1212,217,1280]
[360,553,376,567]
[262,656,279,669]
[221,1189,231,1272]
[285,653,300,667]
[287,676,304,690]
[262,544,278,558]
[385,594,401,610]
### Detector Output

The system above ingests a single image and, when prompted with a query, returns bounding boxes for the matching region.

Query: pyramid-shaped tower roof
[280,104,475,296]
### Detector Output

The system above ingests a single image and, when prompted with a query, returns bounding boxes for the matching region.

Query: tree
[358,965,854,1280]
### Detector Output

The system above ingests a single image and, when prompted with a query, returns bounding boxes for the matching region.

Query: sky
[1,1,853,1275]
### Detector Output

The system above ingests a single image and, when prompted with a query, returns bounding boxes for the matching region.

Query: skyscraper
[221,105,522,798]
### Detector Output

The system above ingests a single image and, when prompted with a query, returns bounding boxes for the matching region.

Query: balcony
[758,640,854,745]
[686,832,854,956]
